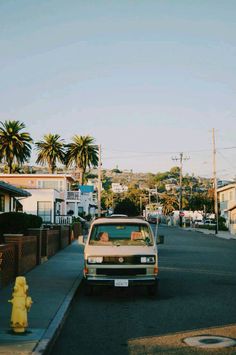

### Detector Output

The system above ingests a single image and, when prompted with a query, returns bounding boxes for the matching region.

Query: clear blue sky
[0,0,235,178]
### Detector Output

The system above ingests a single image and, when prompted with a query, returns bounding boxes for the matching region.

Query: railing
[66,191,81,201]
[55,215,73,225]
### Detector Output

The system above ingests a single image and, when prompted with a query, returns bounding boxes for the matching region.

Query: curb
[185,228,236,240]
[32,272,84,355]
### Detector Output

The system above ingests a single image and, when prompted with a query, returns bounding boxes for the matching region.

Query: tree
[101,190,114,210]
[114,197,139,216]
[159,193,178,215]
[169,166,180,178]
[65,135,98,185]
[35,134,65,174]
[188,191,214,212]
[0,120,32,173]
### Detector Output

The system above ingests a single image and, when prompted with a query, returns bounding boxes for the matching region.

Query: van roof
[92,217,149,226]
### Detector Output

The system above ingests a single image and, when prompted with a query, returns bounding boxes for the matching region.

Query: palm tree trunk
[79,169,84,185]
[75,167,84,185]
[8,161,13,174]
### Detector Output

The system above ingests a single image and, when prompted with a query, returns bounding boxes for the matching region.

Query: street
[51,226,236,355]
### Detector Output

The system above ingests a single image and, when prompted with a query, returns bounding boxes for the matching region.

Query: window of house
[37,180,61,190]
[221,193,225,202]
[0,195,5,212]
[37,201,52,223]
[78,206,84,214]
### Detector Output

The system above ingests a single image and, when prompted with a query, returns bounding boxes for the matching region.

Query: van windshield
[89,223,154,246]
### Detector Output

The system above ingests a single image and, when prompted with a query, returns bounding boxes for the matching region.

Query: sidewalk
[0,241,84,355]
[184,227,236,240]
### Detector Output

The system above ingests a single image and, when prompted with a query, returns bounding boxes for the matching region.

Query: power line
[102,145,236,157]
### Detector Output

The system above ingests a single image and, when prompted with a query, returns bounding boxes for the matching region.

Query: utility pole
[172,153,190,227]
[212,128,218,234]
[97,144,102,217]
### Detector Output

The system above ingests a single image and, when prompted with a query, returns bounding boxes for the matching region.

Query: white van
[83,217,162,296]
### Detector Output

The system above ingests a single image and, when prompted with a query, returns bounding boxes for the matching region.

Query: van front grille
[96,268,146,276]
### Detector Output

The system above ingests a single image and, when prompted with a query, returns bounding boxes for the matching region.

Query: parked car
[193,219,203,227]
[196,219,216,227]
[204,219,216,226]
[147,214,159,224]
[82,217,163,296]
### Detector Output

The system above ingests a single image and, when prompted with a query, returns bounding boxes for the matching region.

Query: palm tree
[160,193,178,215]
[65,135,98,185]
[0,120,32,173]
[35,134,65,173]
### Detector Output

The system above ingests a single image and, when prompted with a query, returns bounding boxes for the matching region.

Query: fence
[0,243,16,288]
[0,225,73,289]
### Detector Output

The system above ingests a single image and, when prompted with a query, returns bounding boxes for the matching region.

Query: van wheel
[147,280,159,297]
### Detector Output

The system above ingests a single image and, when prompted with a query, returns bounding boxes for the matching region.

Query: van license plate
[115,279,129,287]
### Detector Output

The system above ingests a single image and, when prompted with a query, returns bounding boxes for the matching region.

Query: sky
[0,0,236,178]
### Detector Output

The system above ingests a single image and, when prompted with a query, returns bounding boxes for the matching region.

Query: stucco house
[78,185,98,216]
[0,180,31,213]
[217,183,236,235]
[0,174,98,223]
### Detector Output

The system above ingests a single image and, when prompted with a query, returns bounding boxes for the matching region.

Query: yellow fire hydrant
[8,276,33,333]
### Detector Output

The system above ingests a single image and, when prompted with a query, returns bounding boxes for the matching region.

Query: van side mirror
[156,235,164,244]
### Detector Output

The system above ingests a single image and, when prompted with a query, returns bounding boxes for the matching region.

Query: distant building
[165,183,178,192]
[217,183,236,234]
[217,179,234,188]
[77,185,97,216]
[111,183,128,193]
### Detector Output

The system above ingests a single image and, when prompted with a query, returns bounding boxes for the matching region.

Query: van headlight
[141,256,155,264]
[87,256,103,264]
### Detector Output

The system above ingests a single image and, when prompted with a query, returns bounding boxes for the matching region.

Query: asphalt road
[51,226,236,355]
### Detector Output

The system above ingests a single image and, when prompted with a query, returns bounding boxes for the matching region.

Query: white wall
[21,189,61,223]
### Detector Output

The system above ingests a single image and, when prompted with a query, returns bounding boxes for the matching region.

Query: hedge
[0,212,42,236]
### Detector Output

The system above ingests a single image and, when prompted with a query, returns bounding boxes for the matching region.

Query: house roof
[217,183,236,193]
[79,185,94,193]
[0,181,31,197]
[0,174,75,182]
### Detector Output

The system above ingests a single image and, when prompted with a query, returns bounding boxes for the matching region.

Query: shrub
[114,198,139,216]
[0,212,42,236]
[85,214,92,221]
[218,216,228,231]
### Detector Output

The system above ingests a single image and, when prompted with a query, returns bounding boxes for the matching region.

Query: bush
[114,198,139,216]
[218,216,228,231]
[0,212,42,236]
[85,214,92,221]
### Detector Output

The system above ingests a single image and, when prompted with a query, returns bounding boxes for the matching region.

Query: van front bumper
[85,276,159,287]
